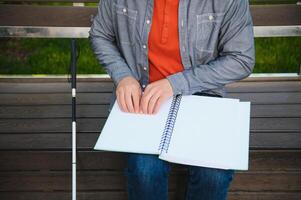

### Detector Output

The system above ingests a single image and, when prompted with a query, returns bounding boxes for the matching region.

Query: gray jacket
[88,0,255,112]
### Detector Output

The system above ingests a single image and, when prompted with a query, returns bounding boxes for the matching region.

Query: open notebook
[94,94,251,170]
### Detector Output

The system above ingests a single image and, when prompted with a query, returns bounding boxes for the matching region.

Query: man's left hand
[140,78,174,115]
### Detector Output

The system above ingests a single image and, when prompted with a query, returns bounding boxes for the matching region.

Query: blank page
[93,96,173,154]
[159,95,250,170]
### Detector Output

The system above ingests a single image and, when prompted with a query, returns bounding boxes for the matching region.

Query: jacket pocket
[196,12,224,52]
[113,2,138,45]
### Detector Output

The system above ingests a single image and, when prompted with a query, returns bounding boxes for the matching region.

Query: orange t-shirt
[148,0,184,83]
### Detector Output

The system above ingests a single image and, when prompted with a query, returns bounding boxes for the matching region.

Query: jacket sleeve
[88,0,135,86]
[166,0,255,95]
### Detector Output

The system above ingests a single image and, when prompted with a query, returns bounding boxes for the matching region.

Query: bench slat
[0,92,300,105]
[0,150,300,171]
[1,104,300,118]
[0,171,300,191]
[0,76,300,83]
[0,191,300,200]
[0,5,300,27]
[0,118,300,132]
[0,81,301,93]
[0,117,300,131]
[0,132,300,149]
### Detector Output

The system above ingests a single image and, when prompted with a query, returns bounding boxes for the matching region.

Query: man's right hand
[116,76,142,113]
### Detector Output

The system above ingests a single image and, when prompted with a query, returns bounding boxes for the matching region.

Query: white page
[159,95,250,170]
[231,102,251,169]
[93,96,173,154]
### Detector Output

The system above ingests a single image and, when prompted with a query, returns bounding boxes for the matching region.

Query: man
[89,0,255,199]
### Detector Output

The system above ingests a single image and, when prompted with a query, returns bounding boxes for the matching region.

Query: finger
[153,96,165,114]
[148,92,160,114]
[125,90,135,113]
[140,90,145,111]
[119,90,128,112]
[140,94,147,114]
[132,88,141,113]
[141,91,152,114]
[140,85,153,114]
[116,91,122,111]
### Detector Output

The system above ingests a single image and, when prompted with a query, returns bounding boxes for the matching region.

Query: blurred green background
[0,37,300,75]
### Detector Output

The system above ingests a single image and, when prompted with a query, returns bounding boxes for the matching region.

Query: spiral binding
[158,94,182,154]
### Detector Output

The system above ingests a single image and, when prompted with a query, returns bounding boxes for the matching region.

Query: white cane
[70,38,77,200]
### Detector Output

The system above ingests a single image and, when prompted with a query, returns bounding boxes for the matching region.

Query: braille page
[159,95,250,170]
[93,97,173,154]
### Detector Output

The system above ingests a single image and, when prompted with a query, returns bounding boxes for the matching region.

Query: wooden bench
[0,76,301,199]
[0,0,301,199]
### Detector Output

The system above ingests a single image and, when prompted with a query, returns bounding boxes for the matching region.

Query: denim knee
[124,153,170,200]
[188,165,235,189]
[124,153,170,178]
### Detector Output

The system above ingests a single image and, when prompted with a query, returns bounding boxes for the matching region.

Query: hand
[140,78,174,115]
[116,76,142,113]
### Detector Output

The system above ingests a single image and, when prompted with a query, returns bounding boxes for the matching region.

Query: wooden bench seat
[0,76,300,200]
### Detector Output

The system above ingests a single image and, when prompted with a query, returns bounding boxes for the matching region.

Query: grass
[0,38,105,75]
[0,37,300,75]
[253,37,301,73]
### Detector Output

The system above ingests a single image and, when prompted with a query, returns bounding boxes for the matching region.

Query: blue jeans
[124,153,235,200]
